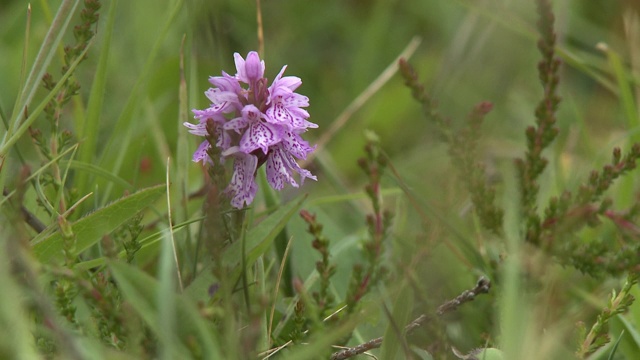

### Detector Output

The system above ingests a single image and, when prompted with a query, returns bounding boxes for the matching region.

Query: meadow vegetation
[2,0,640,359]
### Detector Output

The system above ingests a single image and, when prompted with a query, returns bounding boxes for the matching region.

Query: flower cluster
[185,51,317,208]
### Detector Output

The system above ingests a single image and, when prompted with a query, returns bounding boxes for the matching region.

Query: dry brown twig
[330,277,491,360]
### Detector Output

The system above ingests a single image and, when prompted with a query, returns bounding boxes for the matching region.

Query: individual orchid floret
[184,51,317,208]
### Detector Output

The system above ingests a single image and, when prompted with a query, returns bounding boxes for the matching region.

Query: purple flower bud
[235,51,265,85]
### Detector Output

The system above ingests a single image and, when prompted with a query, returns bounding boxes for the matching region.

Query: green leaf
[32,184,166,263]
[185,195,307,302]
[110,261,222,359]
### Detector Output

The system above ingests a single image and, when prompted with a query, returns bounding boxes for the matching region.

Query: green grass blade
[607,330,625,360]
[379,282,413,359]
[0,143,79,208]
[7,0,80,135]
[60,160,134,191]
[611,315,640,358]
[32,184,166,263]
[185,195,307,302]
[75,0,118,194]
[0,242,41,359]
[97,0,184,203]
[600,44,640,142]
[258,168,294,296]
[225,196,307,289]
[499,163,528,359]
[158,227,178,360]
[110,261,222,358]
[0,39,93,157]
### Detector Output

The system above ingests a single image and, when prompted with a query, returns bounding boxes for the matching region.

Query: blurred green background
[1,0,638,189]
[2,0,640,357]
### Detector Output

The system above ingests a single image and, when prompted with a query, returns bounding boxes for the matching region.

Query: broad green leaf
[185,195,307,302]
[110,261,222,359]
[32,184,165,263]
[72,216,203,271]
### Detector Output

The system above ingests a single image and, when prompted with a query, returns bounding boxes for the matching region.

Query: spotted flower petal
[281,131,316,160]
[183,121,208,136]
[238,105,282,154]
[269,65,302,94]
[226,153,259,208]
[239,121,282,155]
[266,144,317,190]
[192,141,211,164]
[223,116,250,134]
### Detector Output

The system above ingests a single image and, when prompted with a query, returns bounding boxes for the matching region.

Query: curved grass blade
[60,160,134,190]
[608,330,625,360]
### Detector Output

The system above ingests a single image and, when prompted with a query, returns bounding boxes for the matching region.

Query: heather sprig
[114,214,144,263]
[515,0,562,242]
[530,145,640,276]
[57,215,76,265]
[290,299,307,344]
[576,272,639,358]
[29,0,100,217]
[40,0,100,139]
[300,209,336,317]
[451,102,504,234]
[399,59,504,234]
[576,144,640,205]
[345,133,393,313]
[54,277,78,326]
[539,146,640,239]
[79,271,128,350]
[398,58,451,143]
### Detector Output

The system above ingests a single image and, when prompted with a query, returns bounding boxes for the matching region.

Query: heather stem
[517,0,562,244]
